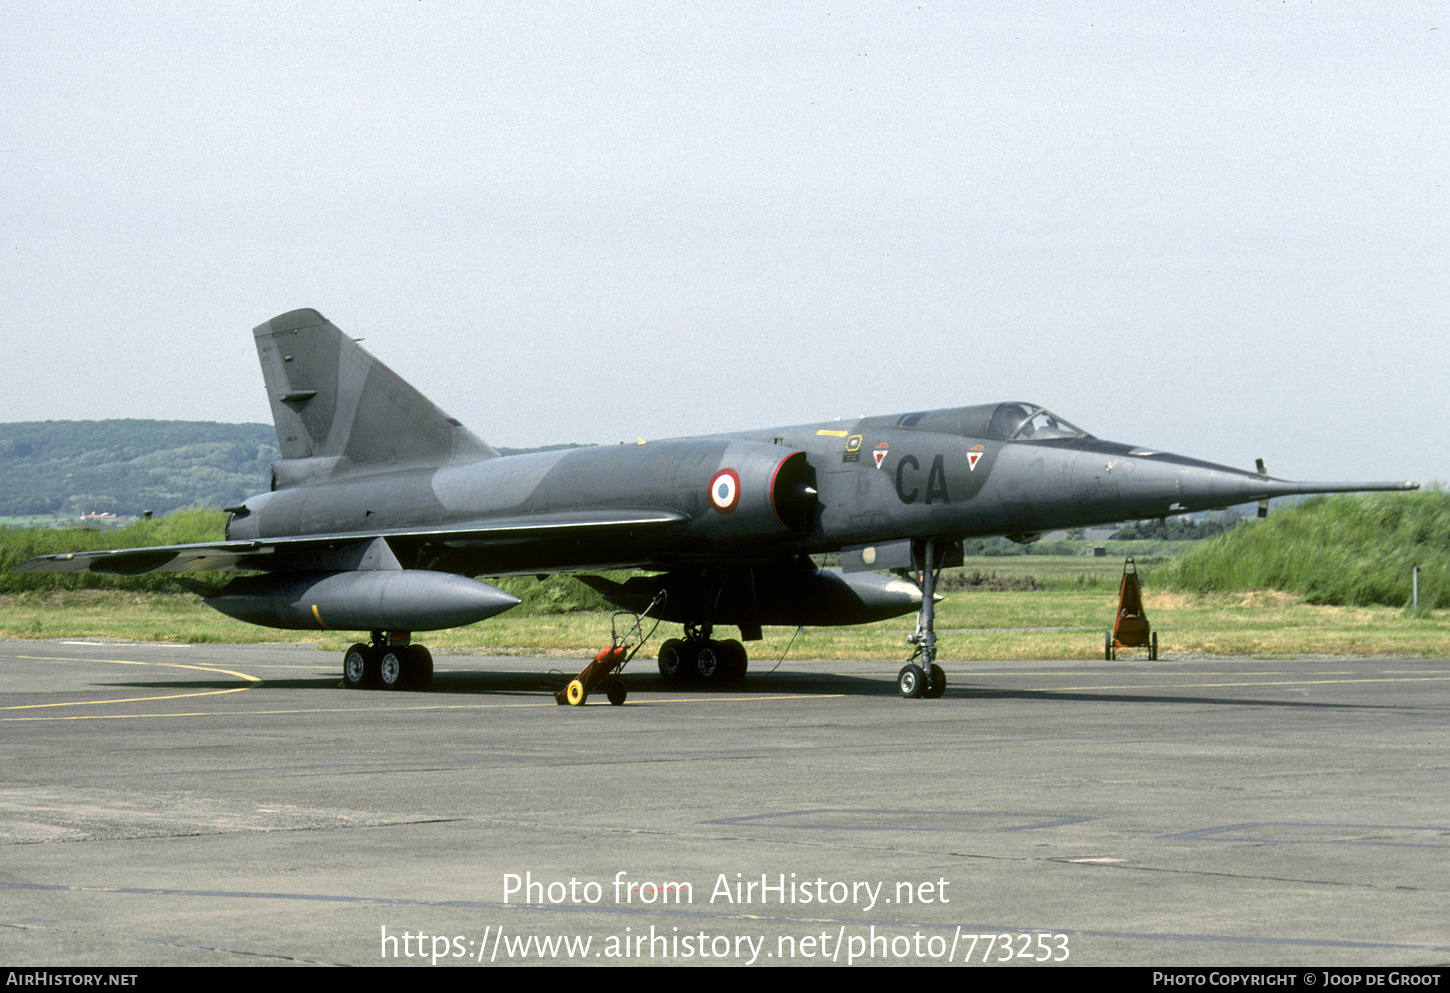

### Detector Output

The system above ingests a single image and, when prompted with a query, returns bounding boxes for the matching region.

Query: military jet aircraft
[18,309,1418,699]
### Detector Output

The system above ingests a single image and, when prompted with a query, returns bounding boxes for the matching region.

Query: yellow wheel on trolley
[566,679,587,706]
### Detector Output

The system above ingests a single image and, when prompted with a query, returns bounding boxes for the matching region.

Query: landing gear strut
[342,630,433,690]
[900,540,947,699]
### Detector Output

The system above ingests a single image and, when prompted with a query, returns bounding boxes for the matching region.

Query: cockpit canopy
[895,403,1091,441]
[985,403,1089,441]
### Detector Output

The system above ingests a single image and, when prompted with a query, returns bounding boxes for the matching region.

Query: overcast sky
[3,3,1443,484]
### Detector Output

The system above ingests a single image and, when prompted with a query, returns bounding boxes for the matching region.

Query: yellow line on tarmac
[860,668,1450,679]
[850,669,1450,694]
[0,674,837,720]
[1022,675,1450,693]
[3,654,260,711]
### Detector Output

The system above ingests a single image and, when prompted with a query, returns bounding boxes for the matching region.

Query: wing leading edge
[15,509,688,577]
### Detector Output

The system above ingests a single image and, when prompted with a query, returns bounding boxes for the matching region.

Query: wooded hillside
[0,420,280,517]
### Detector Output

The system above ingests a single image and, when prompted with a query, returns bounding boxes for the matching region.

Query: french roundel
[708,468,741,514]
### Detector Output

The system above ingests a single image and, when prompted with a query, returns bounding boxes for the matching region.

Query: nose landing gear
[900,540,947,700]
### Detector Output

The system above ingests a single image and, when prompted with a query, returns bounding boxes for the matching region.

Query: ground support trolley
[556,602,663,706]
[1106,556,1158,661]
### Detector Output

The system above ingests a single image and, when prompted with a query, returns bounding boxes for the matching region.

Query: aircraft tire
[605,678,627,706]
[1104,631,1114,661]
[923,663,946,699]
[718,640,748,683]
[378,648,407,690]
[658,639,686,682]
[343,643,374,689]
[407,645,433,689]
[694,642,722,682]
[898,664,926,699]
[566,679,587,706]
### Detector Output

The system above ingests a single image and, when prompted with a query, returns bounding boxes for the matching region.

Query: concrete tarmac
[1,639,1446,968]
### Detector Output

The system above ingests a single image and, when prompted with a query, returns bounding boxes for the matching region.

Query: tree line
[0,420,279,518]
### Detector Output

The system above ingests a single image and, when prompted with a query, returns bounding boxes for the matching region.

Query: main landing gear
[899,540,947,700]
[657,625,748,685]
[342,631,433,690]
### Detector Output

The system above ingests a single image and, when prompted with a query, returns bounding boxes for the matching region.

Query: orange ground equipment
[1106,557,1158,660]
[557,643,630,707]
[555,601,662,706]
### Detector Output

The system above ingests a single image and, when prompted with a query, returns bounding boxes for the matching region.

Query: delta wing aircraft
[19,309,1418,699]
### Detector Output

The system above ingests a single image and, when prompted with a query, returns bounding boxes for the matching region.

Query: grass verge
[3,582,1445,660]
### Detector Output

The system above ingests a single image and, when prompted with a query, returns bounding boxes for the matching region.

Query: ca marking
[17,309,1418,701]
[893,454,953,505]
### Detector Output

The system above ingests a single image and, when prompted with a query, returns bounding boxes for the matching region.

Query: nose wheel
[898,662,946,699]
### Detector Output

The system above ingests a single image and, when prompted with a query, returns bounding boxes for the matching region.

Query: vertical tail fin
[253,309,496,472]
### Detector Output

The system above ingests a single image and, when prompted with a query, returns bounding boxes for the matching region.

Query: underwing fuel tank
[204,571,520,632]
[580,566,924,628]
[750,568,924,626]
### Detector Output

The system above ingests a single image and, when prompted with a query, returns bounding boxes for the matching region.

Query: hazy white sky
[3,3,1444,483]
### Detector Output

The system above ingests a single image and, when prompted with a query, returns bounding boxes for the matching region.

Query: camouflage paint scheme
[19,309,1417,698]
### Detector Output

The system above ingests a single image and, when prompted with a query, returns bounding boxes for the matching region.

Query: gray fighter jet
[18,309,1418,699]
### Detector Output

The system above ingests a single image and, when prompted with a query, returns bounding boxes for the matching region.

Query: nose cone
[1076,447,1417,521]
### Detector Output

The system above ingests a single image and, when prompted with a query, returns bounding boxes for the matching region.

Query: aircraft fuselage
[226,402,1352,578]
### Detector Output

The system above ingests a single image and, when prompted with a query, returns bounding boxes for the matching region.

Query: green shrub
[1166,490,1448,607]
[0,507,228,593]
